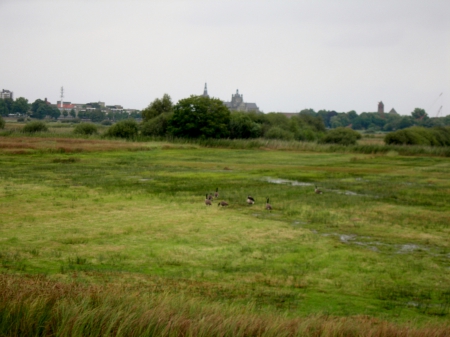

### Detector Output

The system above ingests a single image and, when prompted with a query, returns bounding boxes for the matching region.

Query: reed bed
[0,136,154,154]
[167,137,450,157]
[1,274,448,337]
[1,131,449,157]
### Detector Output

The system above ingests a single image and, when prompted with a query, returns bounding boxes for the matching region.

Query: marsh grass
[1,274,449,337]
[1,137,450,334]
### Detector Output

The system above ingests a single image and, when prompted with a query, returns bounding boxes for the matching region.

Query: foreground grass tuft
[1,274,449,337]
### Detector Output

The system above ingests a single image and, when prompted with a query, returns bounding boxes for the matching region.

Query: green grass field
[1,136,449,336]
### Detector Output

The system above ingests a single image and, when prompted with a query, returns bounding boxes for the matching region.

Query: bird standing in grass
[214,188,219,199]
[205,194,212,206]
[315,185,323,194]
[218,200,228,207]
[265,198,272,211]
[247,195,255,205]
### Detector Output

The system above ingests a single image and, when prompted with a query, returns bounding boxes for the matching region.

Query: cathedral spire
[203,83,209,97]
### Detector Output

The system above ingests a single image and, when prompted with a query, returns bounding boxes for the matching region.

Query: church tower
[378,101,385,118]
[202,83,209,97]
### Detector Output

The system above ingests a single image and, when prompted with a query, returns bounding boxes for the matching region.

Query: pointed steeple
[202,83,209,97]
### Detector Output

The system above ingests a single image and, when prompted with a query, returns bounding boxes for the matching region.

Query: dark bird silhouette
[208,193,213,200]
[205,194,212,206]
[218,201,229,207]
[214,188,219,199]
[265,198,272,211]
[247,195,255,205]
[315,185,323,194]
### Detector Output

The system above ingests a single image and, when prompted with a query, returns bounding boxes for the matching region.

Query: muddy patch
[265,177,375,197]
[265,177,313,187]
[318,231,447,257]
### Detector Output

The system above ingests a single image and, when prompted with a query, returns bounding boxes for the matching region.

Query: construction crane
[429,93,443,118]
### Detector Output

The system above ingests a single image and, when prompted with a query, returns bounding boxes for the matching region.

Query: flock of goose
[204,186,323,210]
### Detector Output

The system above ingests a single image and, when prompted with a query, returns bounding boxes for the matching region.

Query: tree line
[140,94,327,142]
[303,107,450,131]
[0,97,141,122]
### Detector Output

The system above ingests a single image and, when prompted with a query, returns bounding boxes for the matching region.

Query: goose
[247,195,255,205]
[214,188,219,199]
[205,194,212,206]
[265,198,272,210]
[208,193,213,200]
[218,200,229,207]
[314,185,323,194]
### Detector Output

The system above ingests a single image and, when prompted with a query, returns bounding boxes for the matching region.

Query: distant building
[56,101,75,111]
[1,89,13,100]
[223,89,260,113]
[388,108,398,115]
[202,83,209,98]
[378,101,384,118]
[378,101,398,117]
[106,105,124,111]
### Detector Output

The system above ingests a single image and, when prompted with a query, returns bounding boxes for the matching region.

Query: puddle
[265,177,375,197]
[327,189,370,197]
[317,231,446,257]
[398,244,424,254]
[292,221,308,227]
[265,177,312,187]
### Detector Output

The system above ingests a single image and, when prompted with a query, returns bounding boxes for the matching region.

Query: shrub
[104,119,139,139]
[264,126,295,141]
[321,127,362,145]
[73,123,98,135]
[22,121,48,133]
[384,126,450,146]
[0,116,4,129]
[101,120,112,126]
[17,117,25,122]
[141,113,173,137]
[229,112,261,139]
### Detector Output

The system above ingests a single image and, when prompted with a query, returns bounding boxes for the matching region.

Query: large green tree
[411,108,428,121]
[3,98,14,115]
[0,99,9,116]
[35,104,60,119]
[142,94,173,122]
[168,95,230,138]
[229,111,261,139]
[12,97,29,115]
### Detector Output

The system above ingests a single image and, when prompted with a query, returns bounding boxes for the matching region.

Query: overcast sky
[1,0,449,116]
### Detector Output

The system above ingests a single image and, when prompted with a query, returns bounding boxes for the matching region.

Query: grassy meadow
[1,134,450,336]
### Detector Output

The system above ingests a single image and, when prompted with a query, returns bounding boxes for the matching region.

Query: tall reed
[1,274,448,336]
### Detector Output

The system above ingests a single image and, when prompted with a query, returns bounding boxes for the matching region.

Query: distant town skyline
[1,0,448,116]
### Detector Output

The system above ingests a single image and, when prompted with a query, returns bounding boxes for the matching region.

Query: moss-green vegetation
[385,126,450,146]
[321,127,362,145]
[73,123,98,135]
[0,136,449,335]
[22,121,48,133]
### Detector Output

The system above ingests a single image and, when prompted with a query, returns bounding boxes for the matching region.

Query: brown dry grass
[0,136,153,153]
[1,273,449,337]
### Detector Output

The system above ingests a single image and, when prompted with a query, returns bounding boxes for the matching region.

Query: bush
[0,116,4,129]
[22,121,48,133]
[384,126,450,146]
[321,127,362,145]
[141,113,173,137]
[229,112,261,139]
[264,126,295,141]
[73,123,98,135]
[101,120,112,126]
[17,117,25,122]
[104,119,139,139]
